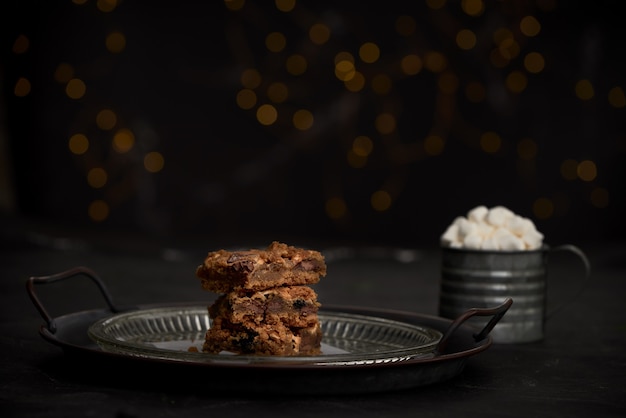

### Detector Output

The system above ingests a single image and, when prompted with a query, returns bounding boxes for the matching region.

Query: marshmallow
[492,227,526,250]
[440,223,459,246]
[467,205,488,223]
[463,232,483,249]
[521,228,544,250]
[440,205,544,251]
[457,217,478,237]
[480,236,500,250]
[486,205,514,227]
[506,215,531,236]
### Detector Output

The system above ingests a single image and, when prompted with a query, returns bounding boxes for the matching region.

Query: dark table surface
[2,220,625,418]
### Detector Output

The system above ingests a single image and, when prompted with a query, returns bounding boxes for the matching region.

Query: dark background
[1,0,624,249]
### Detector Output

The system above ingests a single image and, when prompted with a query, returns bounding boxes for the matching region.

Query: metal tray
[26,266,512,395]
[88,307,443,365]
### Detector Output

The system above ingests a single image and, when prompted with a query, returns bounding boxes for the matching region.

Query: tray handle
[436,297,513,353]
[26,266,120,334]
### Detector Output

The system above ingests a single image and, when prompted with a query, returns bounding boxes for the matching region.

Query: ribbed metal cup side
[438,247,548,343]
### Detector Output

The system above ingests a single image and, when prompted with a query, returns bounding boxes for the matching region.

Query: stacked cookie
[195,241,327,356]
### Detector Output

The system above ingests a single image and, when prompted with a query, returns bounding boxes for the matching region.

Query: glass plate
[88,306,443,366]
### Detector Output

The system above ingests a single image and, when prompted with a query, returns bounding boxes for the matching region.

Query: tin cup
[438,244,590,343]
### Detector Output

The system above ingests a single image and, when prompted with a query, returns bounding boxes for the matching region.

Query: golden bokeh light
[241,68,262,89]
[352,135,373,157]
[14,78,31,97]
[536,0,557,11]
[590,187,609,208]
[424,135,445,156]
[375,113,396,135]
[335,60,356,81]
[465,81,486,103]
[224,0,245,11]
[293,109,314,130]
[87,167,108,188]
[54,63,75,83]
[309,23,330,45]
[267,82,289,103]
[236,88,257,109]
[69,133,89,155]
[275,0,295,12]
[575,79,594,100]
[347,150,367,168]
[480,131,501,153]
[96,109,117,130]
[462,0,484,17]
[88,200,109,222]
[506,71,528,93]
[438,72,459,94]
[608,86,626,108]
[533,197,554,219]
[66,78,86,99]
[424,51,447,73]
[400,54,423,75]
[286,54,307,75]
[371,74,392,95]
[96,0,117,13]
[498,38,520,60]
[456,29,477,50]
[395,15,416,37]
[344,71,365,92]
[490,48,509,68]
[359,42,380,64]
[493,28,514,45]
[426,0,446,10]
[577,160,597,182]
[560,159,579,180]
[13,0,618,236]
[105,31,126,53]
[256,104,278,125]
[334,51,354,64]
[371,190,392,212]
[520,16,541,37]
[144,151,165,173]
[112,128,135,153]
[265,32,287,53]
[517,138,537,160]
[325,197,347,220]
[524,52,545,73]
[12,34,29,54]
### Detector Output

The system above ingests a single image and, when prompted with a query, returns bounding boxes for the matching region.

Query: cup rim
[440,244,549,254]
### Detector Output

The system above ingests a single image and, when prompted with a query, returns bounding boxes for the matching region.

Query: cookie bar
[203,317,322,356]
[196,241,327,293]
[208,286,320,328]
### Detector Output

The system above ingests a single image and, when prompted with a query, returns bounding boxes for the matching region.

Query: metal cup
[438,244,590,343]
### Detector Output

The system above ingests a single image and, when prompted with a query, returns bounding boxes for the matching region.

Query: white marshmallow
[449,240,463,248]
[486,206,515,227]
[476,221,495,238]
[463,233,483,249]
[457,217,478,238]
[441,205,543,251]
[440,223,459,246]
[492,227,525,250]
[506,216,532,237]
[467,205,488,223]
[481,236,500,250]
[522,228,544,250]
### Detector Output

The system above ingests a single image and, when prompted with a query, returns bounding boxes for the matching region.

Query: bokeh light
[144,152,165,173]
[65,78,86,99]
[6,0,622,243]
[69,134,89,155]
